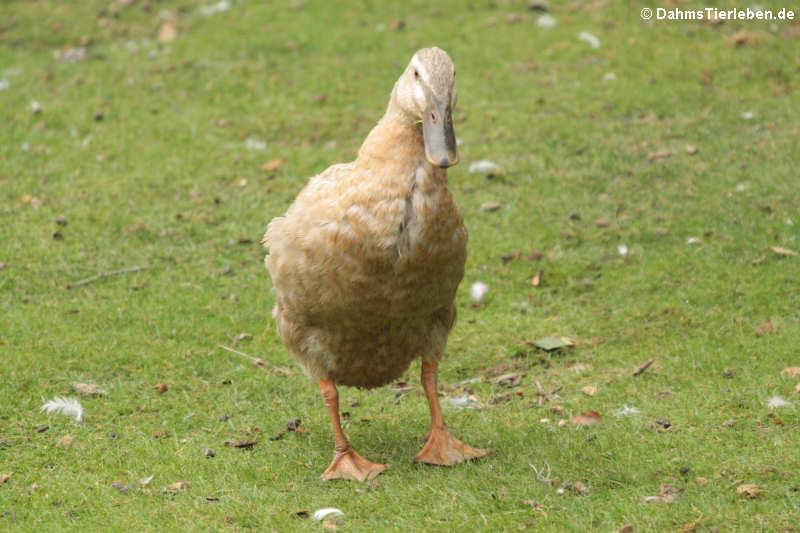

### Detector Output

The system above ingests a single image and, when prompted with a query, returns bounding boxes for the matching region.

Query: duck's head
[391,47,458,168]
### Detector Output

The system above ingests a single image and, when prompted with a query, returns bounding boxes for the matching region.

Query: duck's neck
[357,103,426,167]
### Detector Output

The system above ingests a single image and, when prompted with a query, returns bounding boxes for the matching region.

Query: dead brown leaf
[736,483,762,498]
[581,386,597,396]
[647,149,672,161]
[261,159,284,172]
[494,373,522,387]
[0,473,11,484]
[57,435,75,447]
[695,476,708,485]
[770,246,799,257]
[152,430,170,439]
[755,320,774,335]
[644,483,682,502]
[633,358,656,376]
[729,31,761,46]
[684,144,698,154]
[618,525,634,533]
[164,480,190,492]
[594,218,610,228]
[481,201,503,212]
[157,13,178,42]
[154,382,169,393]
[531,270,543,287]
[568,481,590,495]
[571,410,602,426]
[678,515,707,533]
[227,439,257,449]
[70,381,103,396]
[489,392,514,405]
[781,367,800,377]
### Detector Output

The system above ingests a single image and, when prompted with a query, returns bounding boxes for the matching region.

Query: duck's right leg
[318,379,387,481]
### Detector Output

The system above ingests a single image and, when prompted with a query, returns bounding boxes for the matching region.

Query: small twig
[66,265,148,289]
[633,358,656,376]
[534,380,546,407]
[218,344,292,376]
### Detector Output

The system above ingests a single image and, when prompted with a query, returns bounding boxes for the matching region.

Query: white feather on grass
[40,396,83,422]
[312,508,344,521]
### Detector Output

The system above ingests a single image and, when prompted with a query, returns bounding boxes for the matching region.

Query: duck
[263,47,490,481]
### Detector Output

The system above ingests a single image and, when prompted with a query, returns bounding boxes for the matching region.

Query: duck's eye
[413,69,419,80]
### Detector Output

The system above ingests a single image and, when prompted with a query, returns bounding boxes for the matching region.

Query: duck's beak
[422,98,458,168]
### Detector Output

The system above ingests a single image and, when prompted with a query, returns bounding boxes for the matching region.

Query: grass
[1,0,799,531]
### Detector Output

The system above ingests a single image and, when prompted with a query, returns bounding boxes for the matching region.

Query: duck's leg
[318,379,387,481]
[413,361,491,465]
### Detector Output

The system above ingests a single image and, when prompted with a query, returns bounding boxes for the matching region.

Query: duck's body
[266,120,466,388]
[264,47,489,481]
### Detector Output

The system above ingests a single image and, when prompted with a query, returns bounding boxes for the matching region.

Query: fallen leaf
[531,270,543,287]
[157,13,179,42]
[57,435,75,446]
[644,483,682,502]
[770,246,798,257]
[202,448,216,457]
[594,218,610,228]
[684,144,698,154]
[110,480,134,491]
[70,381,104,396]
[494,373,522,387]
[695,476,708,485]
[755,321,774,335]
[531,337,574,351]
[154,382,168,393]
[647,149,673,161]
[164,480,190,492]
[227,439,257,449]
[481,201,503,212]
[678,515,707,533]
[781,367,800,378]
[152,430,170,439]
[581,386,597,396]
[571,410,602,426]
[323,518,345,531]
[261,159,284,172]
[569,481,590,495]
[619,525,634,533]
[633,358,656,376]
[489,392,514,404]
[736,483,761,498]
[0,473,11,484]
[729,31,761,46]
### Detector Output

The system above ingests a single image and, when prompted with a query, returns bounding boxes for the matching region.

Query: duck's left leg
[413,361,491,465]
[318,379,387,481]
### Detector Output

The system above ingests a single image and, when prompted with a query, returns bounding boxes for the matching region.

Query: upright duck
[263,47,490,481]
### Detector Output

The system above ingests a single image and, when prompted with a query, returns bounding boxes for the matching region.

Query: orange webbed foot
[322,447,387,481]
[413,426,491,466]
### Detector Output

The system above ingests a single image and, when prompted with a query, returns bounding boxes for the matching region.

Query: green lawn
[2,1,799,531]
